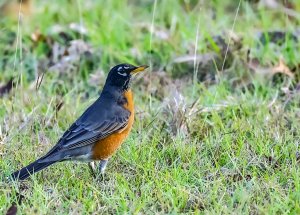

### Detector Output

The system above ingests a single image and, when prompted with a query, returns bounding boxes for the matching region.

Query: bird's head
[105,63,148,91]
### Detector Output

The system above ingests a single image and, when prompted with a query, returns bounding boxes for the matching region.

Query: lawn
[1,0,300,214]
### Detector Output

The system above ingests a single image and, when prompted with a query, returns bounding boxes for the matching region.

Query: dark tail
[11,159,56,180]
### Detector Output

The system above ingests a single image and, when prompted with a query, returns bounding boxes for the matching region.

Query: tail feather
[11,159,56,180]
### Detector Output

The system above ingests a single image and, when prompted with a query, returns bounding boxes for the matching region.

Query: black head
[104,63,148,91]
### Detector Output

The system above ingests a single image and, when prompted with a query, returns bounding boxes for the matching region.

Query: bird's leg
[99,159,108,174]
[88,161,97,178]
[89,159,108,180]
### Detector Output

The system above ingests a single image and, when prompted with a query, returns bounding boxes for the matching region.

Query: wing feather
[42,97,130,158]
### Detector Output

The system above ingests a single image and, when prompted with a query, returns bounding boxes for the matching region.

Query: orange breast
[92,90,134,160]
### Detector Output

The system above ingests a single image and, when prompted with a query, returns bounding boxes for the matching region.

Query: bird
[11,63,148,180]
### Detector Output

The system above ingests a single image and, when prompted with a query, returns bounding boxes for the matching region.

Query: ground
[0,0,300,214]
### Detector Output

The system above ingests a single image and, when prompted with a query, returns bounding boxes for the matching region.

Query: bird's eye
[117,71,127,76]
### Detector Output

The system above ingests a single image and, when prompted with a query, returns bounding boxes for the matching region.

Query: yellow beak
[131,65,149,74]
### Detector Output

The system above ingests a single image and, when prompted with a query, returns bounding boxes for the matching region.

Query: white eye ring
[117,67,123,71]
[118,71,127,76]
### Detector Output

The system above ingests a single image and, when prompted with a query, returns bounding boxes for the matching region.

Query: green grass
[1,0,300,214]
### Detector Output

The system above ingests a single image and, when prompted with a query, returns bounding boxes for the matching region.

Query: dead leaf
[135,70,179,100]
[272,59,294,78]
[207,32,243,53]
[162,90,198,137]
[48,24,87,41]
[248,58,293,78]
[162,90,188,136]
[50,41,68,65]
[88,70,105,87]
[233,51,294,90]
[173,53,216,64]
[30,24,94,78]
[130,47,143,59]
[172,32,242,82]
[69,23,88,35]
[6,204,17,215]
[152,28,170,40]
[31,29,46,43]
[172,52,222,83]
[259,0,279,9]
[68,40,92,57]
[49,39,94,74]
[0,78,14,97]
[135,22,171,40]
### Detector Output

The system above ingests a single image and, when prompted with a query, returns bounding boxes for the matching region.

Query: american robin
[11,63,148,180]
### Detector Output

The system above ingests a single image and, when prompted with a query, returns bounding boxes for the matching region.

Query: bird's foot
[99,159,108,174]
[88,161,97,178]
[88,159,108,181]
[97,159,108,181]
